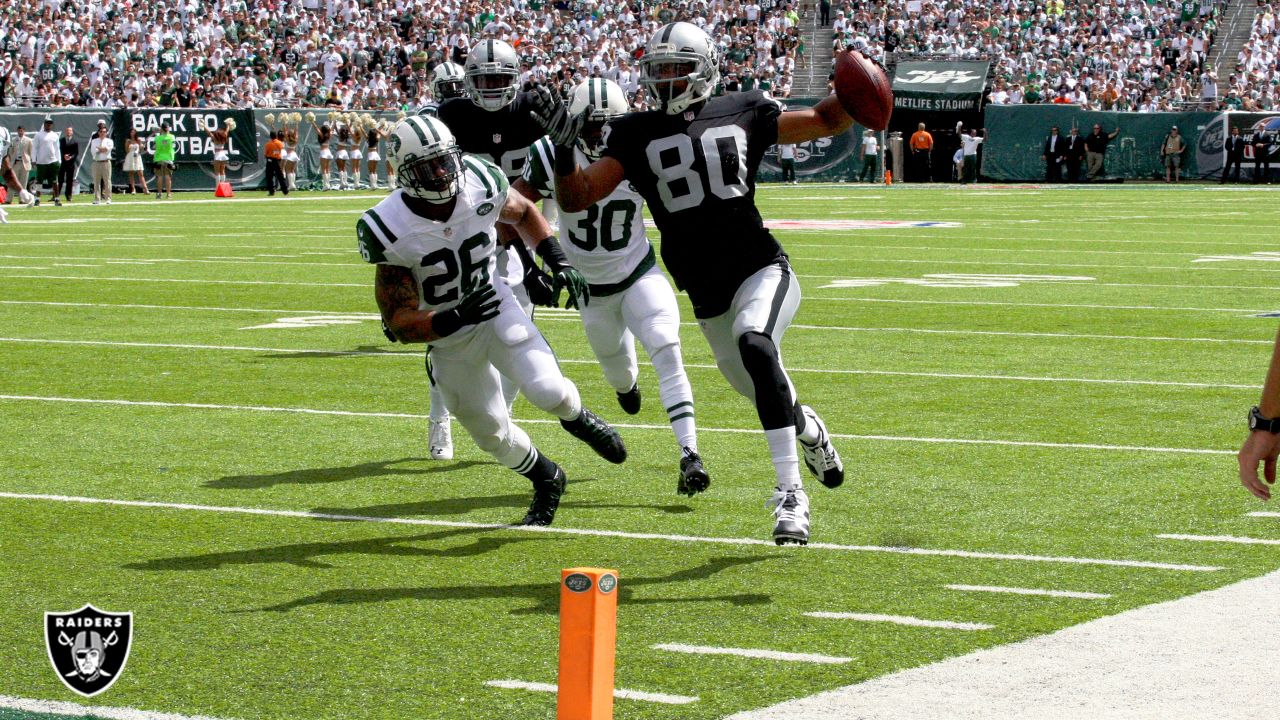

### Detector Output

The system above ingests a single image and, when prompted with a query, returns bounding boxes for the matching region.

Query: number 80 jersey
[601,90,787,319]
[356,155,511,345]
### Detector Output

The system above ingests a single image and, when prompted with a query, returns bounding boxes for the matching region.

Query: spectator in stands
[1223,126,1245,184]
[1160,126,1185,184]
[1042,126,1064,183]
[32,117,61,206]
[909,123,933,182]
[1085,123,1120,181]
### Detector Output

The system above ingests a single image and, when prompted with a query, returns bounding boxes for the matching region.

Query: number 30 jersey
[601,90,786,318]
[356,155,511,346]
[524,136,653,294]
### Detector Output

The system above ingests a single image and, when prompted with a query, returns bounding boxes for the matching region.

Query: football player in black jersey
[423,39,558,461]
[539,22,848,545]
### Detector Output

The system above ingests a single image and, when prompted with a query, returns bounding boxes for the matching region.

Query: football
[833,50,893,131]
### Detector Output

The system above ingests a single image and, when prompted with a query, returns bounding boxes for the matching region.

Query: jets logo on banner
[45,604,134,697]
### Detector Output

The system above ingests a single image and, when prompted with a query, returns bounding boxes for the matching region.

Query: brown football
[833,50,892,131]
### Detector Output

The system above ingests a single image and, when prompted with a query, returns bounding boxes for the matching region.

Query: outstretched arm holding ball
[779,50,891,145]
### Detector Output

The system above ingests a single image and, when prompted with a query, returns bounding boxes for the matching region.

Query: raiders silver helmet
[430,62,466,101]
[464,39,520,111]
[640,22,720,114]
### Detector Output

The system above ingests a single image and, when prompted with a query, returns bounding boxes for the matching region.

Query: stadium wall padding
[4,103,873,191]
[982,105,1222,181]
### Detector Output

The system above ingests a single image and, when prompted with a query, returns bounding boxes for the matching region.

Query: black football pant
[58,161,75,201]
[266,158,287,195]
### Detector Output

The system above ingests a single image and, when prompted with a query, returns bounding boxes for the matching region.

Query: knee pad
[521,374,569,412]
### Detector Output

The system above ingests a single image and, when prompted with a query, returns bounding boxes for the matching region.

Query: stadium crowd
[832,0,1230,112]
[0,0,807,110]
[1221,1,1280,111]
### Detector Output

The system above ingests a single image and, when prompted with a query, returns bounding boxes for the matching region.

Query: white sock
[428,382,448,423]
[765,427,802,492]
[652,344,697,452]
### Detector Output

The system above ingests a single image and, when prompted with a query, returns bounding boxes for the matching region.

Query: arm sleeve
[356,209,399,265]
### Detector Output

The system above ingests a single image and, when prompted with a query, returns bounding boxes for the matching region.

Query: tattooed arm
[374,264,440,343]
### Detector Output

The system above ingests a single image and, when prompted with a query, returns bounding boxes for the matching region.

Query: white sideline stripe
[0,335,1254,390]
[0,254,358,268]
[0,492,1221,572]
[484,680,698,705]
[0,694,234,720]
[728,569,1280,720]
[651,644,851,664]
[0,300,369,315]
[0,274,365,287]
[817,297,1269,315]
[945,584,1111,600]
[804,612,993,631]
[1157,533,1280,546]
[1248,511,1280,518]
[0,394,1238,460]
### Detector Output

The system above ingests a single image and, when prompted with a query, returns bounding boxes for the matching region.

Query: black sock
[738,331,796,431]
[520,451,559,483]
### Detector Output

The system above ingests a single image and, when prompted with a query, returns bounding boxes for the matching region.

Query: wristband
[431,308,462,338]
[535,236,571,273]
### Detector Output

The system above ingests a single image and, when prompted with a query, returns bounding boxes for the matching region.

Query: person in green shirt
[153,124,176,199]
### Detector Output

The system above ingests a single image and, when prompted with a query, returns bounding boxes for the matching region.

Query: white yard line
[0,695,235,720]
[0,492,1221,572]
[0,274,365,287]
[0,335,1254,390]
[0,394,1239,459]
[1248,511,1280,518]
[651,644,851,664]
[811,297,1268,315]
[1157,533,1280,546]
[0,253,358,268]
[803,612,993,631]
[944,584,1111,600]
[484,680,698,705]
[728,569,1280,720]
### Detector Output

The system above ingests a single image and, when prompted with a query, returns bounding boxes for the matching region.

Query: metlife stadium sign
[892,61,991,111]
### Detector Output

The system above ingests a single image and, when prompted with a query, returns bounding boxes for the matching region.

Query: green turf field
[1,185,1277,719]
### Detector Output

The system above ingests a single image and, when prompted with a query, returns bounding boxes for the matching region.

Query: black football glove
[510,239,558,307]
[535,236,589,309]
[530,84,589,148]
[431,284,501,338]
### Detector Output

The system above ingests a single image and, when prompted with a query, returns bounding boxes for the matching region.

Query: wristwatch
[1249,406,1280,433]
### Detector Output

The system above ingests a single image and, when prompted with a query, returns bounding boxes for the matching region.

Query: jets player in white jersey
[515,78,709,497]
[361,114,626,526]
[535,22,848,545]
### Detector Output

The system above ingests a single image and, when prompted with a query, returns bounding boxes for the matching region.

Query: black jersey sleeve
[748,90,783,149]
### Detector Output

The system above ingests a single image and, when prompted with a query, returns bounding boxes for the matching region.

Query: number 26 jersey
[601,90,786,319]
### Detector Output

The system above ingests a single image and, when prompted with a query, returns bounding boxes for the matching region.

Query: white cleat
[800,405,844,488]
[429,416,454,461]
[769,487,810,545]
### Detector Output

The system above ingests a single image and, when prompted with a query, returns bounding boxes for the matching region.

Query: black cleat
[560,408,627,464]
[677,447,710,496]
[800,405,845,489]
[521,466,567,526]
[616,383,641,415]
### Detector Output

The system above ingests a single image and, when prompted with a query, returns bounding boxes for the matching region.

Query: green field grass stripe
[0,493,1223,571]
[1157,534,1280,546]
[0,394,1242,455]
[0,335,1258,390]
[0,695,234,720]
[484,680,698,705]
[651,644,852,664]
[804,612,994,631]
[0,395,1240,456]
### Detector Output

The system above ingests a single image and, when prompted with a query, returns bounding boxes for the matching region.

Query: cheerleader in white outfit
[335,122,351,189]
[364,119,382,189]
[282,113,300,191]
[309,114,333,190]
[123,128,149,195]
[207,120,232,186]
[348,117,364,189]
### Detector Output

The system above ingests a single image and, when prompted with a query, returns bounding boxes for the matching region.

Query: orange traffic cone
[214,182,234,198]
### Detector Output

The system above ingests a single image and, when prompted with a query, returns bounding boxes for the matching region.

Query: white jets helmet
[430,62,466,101]
[464,39,521,111]
[568,78,629,160]
[640,22,720,115]
[387,115,463,203]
